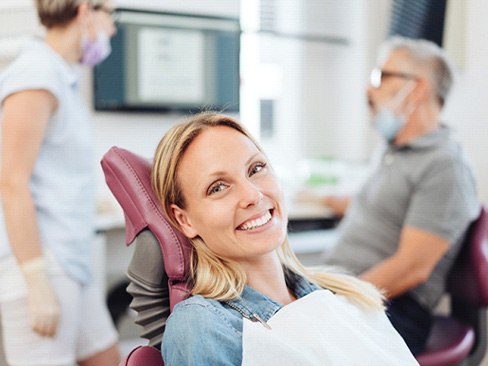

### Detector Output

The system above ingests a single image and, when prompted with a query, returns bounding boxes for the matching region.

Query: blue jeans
[386,294,433,355]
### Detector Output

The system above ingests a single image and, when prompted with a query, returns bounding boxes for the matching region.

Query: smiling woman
[151,112,419,365]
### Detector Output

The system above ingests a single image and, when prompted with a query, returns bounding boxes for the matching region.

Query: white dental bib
[242,290,418,365]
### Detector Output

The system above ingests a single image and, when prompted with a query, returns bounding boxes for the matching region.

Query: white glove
[20,257,61,337]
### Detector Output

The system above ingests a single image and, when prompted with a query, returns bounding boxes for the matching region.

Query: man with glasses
[322,37,479,355]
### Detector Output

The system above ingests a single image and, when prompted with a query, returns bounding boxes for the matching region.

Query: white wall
[443,0,488,203]
[0,0,42,69]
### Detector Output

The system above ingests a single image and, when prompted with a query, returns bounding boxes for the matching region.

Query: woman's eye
[250,162,267,176]
[208,182,228,195]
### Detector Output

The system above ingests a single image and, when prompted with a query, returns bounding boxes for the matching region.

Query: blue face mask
[373,108,406,142]
[372,81,416,142]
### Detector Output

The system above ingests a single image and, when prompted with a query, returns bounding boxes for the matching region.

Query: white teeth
[239,211,272,231]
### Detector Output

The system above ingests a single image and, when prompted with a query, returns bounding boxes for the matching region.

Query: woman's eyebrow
[245,152,261,165]
[205,152,262,179]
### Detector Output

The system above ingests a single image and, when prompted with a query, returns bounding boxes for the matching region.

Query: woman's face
[90,1,117,38]
[172,126,288,264]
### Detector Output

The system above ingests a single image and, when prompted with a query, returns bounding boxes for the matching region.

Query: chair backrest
[415,206,488,366]
[447,204,488,365]
[448,205,488,306]
[101,146,192,311]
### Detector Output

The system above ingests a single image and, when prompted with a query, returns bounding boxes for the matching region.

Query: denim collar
[224,270,319,323]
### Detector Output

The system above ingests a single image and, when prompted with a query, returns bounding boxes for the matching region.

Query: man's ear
[402,79,425,114]
[411,77,429,103]
[171,204,198,239]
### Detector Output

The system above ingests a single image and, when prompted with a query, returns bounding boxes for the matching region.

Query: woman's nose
[238,180,263,208]
[107,19,117,37]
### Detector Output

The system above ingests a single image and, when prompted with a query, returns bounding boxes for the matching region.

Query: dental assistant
[0,1,119,365]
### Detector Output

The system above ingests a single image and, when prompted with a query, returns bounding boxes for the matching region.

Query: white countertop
[288,229,337,254]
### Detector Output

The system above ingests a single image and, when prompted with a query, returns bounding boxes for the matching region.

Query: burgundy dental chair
[101,146,192,366]
[102,146,488,366]
[415,204,488,366]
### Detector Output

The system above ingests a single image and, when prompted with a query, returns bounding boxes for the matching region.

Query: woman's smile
[237,209,273,231]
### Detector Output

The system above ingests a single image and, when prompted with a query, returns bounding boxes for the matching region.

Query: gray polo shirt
[324,125,479,310]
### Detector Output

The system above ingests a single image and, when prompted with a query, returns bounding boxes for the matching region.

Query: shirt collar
[390,124,450,151]
[225,270,319,322]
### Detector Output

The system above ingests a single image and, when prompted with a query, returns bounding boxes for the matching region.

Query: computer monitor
[93,9,240,112]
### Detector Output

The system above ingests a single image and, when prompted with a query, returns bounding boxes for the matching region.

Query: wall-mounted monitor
[94,9,240,112]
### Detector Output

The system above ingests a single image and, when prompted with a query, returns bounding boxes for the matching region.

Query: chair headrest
[101,146,191,310]
[449,204,488,306]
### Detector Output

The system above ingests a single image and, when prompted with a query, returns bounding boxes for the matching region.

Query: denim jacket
[161,271,319,365]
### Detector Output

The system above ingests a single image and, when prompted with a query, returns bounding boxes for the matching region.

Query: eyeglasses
[92,5,119,22]
[370,68,419,88]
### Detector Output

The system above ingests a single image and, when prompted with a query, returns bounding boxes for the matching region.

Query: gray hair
[35,0,107,28]
[378,36,455,107]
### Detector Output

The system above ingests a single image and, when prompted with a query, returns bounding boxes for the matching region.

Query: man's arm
[360,225,449,299]
[323,196,351,217]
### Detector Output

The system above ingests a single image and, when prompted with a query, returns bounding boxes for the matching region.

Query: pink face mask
[80,31,111,66]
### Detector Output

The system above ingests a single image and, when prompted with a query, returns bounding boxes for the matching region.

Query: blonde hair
[35,0,107,28]
[152,112,384,310]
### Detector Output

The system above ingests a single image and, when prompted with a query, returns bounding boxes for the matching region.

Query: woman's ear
[171,204,198,239]
[76,2,90,23]
[76,2,95,35]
